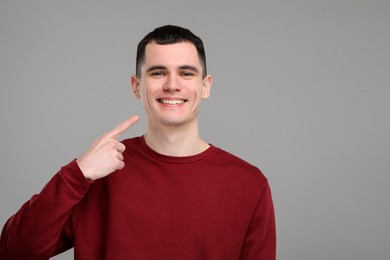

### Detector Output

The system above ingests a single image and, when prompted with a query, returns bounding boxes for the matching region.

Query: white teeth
[160,99,185,105]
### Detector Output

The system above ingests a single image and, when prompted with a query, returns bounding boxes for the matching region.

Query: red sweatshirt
[0,136,276,259]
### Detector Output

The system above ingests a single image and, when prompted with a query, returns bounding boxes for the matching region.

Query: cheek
[140,85,157,109]
[141,80,160,94]
[139,82,151,98]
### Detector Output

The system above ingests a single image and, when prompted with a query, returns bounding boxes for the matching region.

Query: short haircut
[136,25,207,78]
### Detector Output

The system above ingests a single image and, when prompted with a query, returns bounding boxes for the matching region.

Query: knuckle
[103,139,118,150]
[118,143,126,152]
[117,160,125,170]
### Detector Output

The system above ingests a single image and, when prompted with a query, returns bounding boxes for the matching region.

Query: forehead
[143,42,201,69]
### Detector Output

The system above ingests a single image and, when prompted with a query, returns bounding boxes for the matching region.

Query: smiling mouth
[158,99,187,105]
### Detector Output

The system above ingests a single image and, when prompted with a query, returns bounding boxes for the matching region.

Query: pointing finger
[104,115,140,139]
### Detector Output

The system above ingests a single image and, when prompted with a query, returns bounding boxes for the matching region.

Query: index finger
[104,115,140,139]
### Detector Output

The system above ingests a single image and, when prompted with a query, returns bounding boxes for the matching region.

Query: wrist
[76,159,94,181]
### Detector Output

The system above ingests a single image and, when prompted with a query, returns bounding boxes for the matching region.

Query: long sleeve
[239,182,276,260]
[0,160,91,260]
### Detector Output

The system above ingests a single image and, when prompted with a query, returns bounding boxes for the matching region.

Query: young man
[0,25,276,259]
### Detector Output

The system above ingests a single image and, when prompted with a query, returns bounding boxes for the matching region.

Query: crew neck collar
[136,136,216,164]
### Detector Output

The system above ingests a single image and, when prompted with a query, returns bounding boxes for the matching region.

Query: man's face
[131,42,212,128]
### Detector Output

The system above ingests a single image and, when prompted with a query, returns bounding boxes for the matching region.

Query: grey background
[1,0,389,259]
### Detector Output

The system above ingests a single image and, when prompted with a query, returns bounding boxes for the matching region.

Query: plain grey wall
[1,0,389,259]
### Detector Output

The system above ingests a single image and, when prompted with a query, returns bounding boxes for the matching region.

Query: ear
[130,74,141,99]
[202,75,212,99]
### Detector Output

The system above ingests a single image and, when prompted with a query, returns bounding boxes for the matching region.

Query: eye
[150,71,165,78]
[180,71,195,79]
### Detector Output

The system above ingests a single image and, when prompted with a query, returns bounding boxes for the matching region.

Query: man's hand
[76,115,140,181]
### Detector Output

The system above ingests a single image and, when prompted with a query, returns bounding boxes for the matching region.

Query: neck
[144,119,209,157]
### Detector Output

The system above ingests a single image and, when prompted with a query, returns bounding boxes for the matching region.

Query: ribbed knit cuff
[59,159,92,196]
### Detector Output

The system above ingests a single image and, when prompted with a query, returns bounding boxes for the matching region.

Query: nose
[163,74,181,92]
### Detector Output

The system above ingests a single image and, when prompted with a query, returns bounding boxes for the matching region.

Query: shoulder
[209,146,268,187]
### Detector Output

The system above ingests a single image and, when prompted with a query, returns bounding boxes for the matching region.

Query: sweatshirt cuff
[59,159,92,196]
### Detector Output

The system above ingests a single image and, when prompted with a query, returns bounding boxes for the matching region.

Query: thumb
[104,115,140,139]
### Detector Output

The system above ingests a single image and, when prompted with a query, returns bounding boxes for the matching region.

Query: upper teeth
[160,99,185,105]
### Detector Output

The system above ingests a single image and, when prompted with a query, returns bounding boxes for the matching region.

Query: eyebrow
[145,65,200,74]
[145,65,167,73]
[178,65,200,74]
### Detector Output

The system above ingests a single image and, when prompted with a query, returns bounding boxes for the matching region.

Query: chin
[155,115,195,127]
[160,118,188,127]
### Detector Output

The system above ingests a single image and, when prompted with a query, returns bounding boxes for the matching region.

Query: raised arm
[0,116,139,259]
